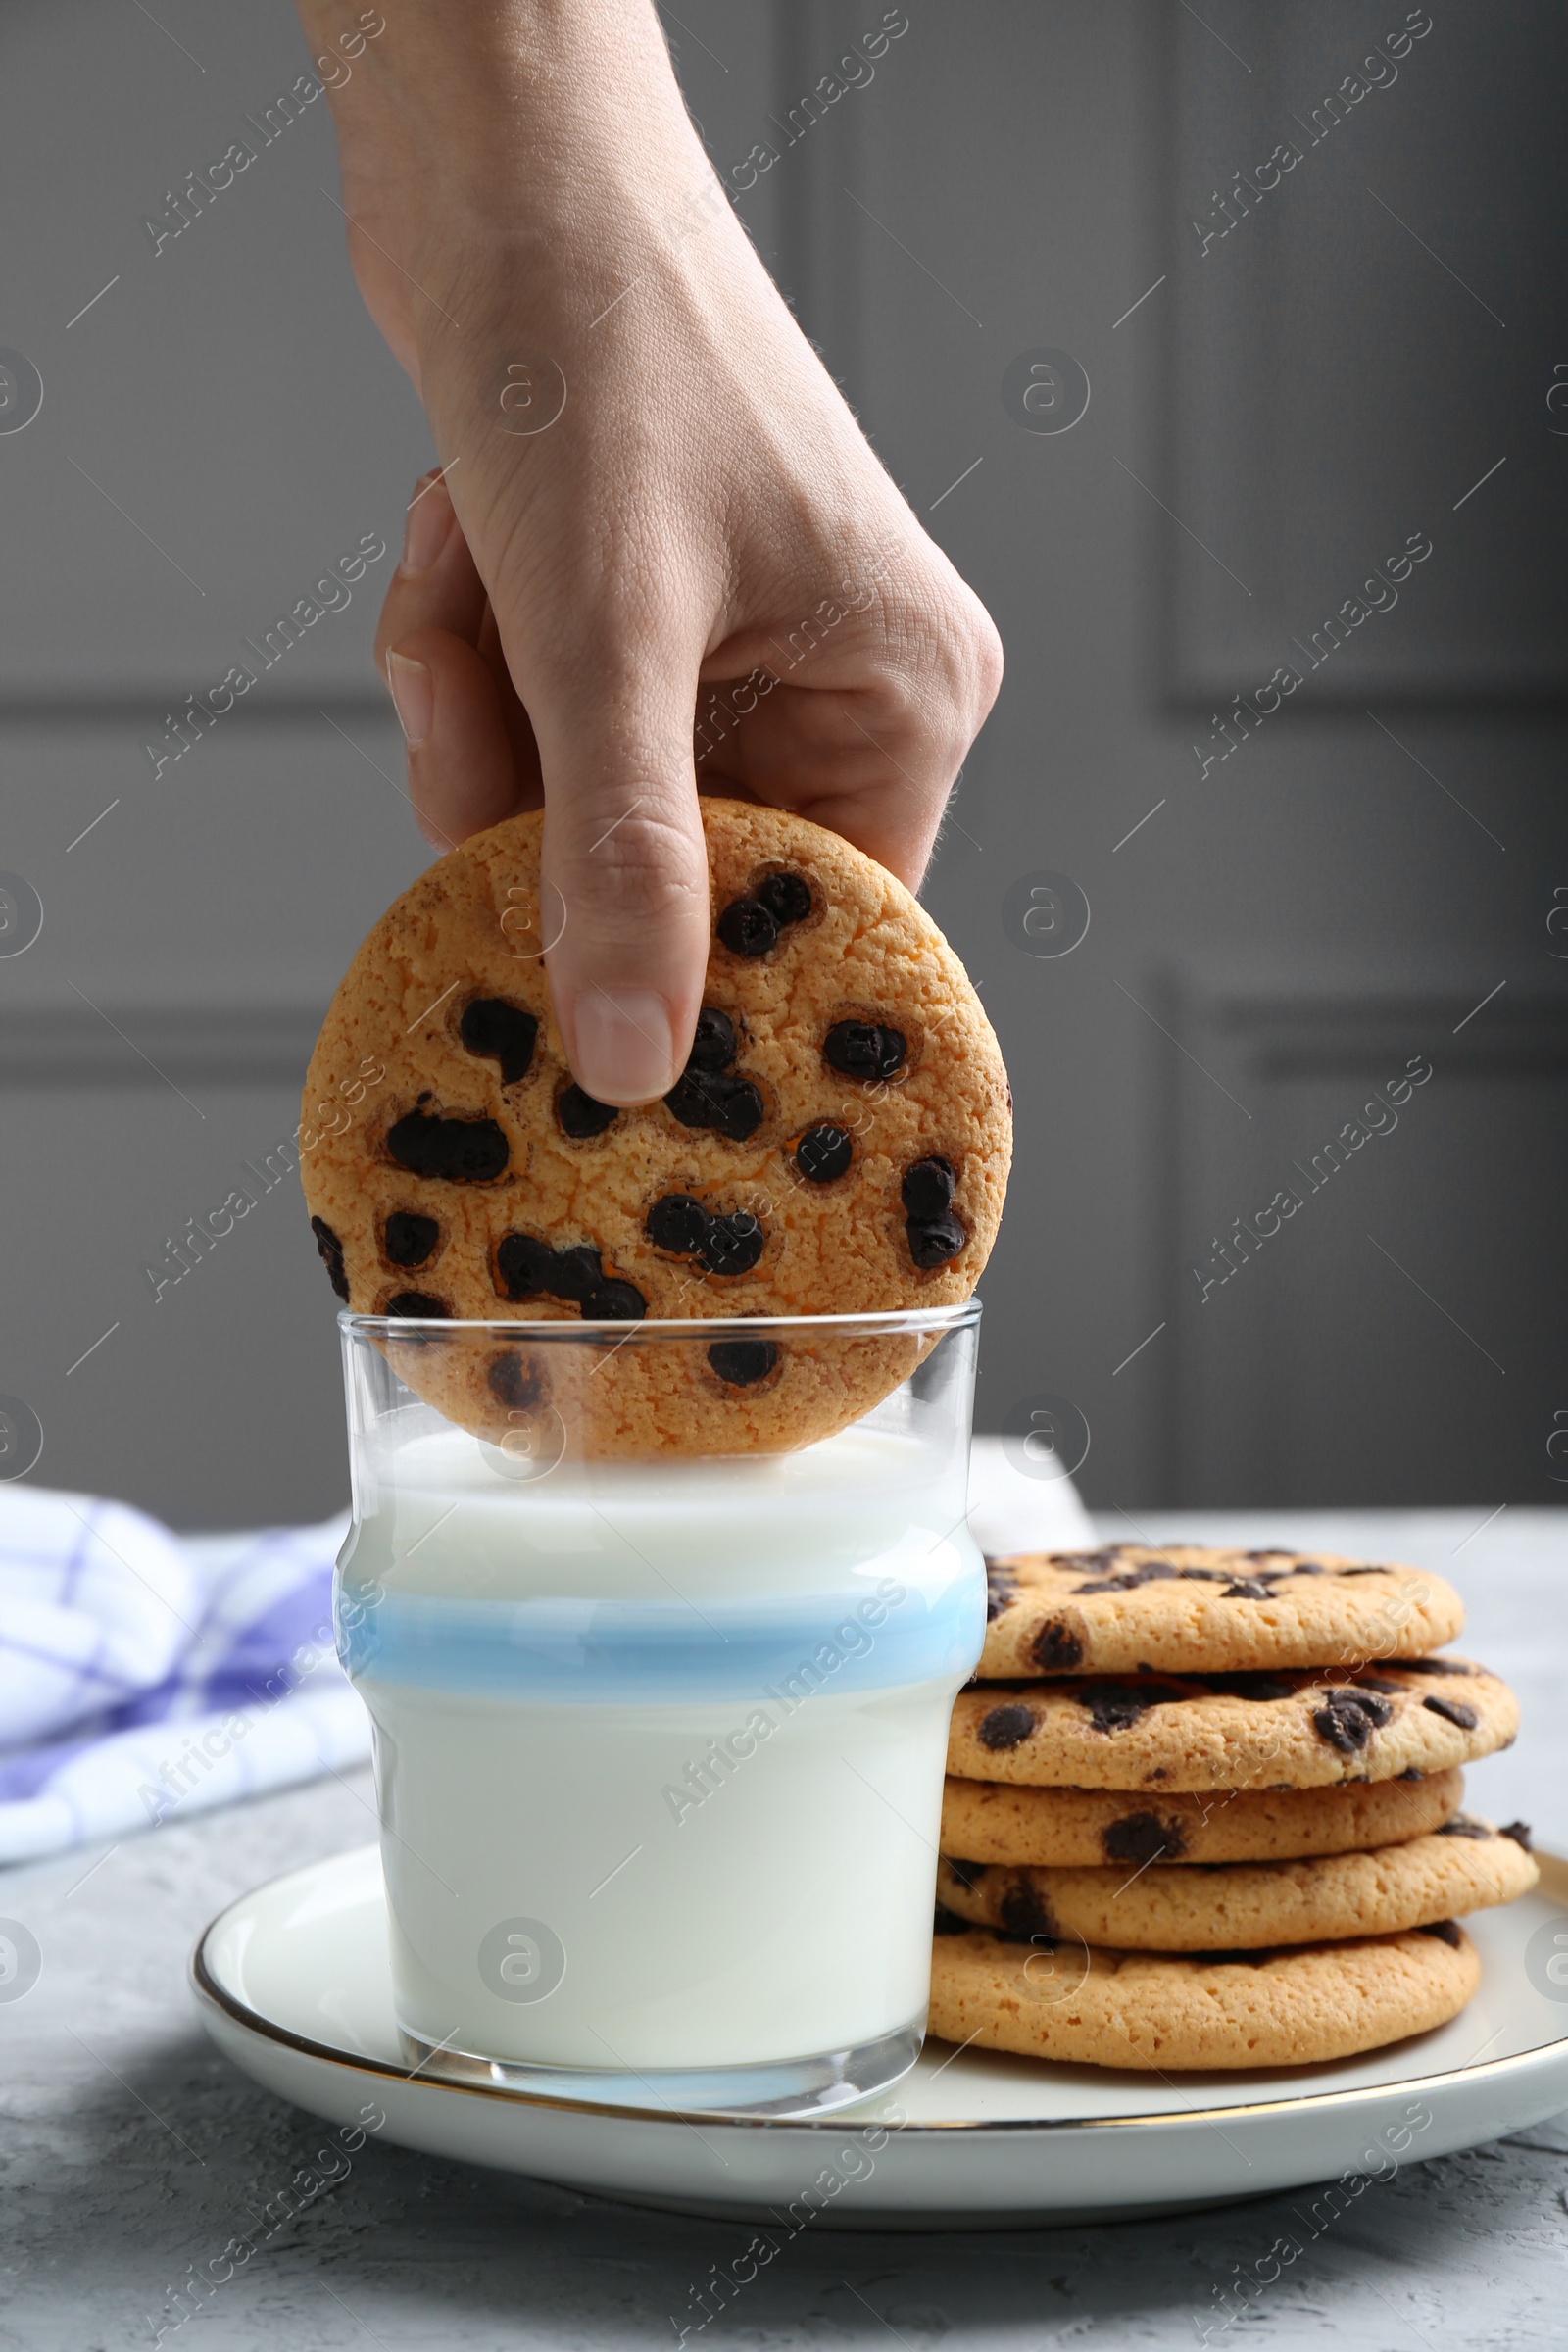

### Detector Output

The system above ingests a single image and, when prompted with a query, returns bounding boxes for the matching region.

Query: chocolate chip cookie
[946,1660,1516,1791]
[940,1764,1465,1867]
[936,1817,1536,1951]
[300,799,1010,1453]
[979,1545,1463,1677]
[927,1920,1481,2069]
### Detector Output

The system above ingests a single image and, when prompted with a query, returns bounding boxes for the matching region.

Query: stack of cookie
[930,1544,1535,2071]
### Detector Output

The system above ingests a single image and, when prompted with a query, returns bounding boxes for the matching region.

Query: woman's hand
[299,0,1003,1104]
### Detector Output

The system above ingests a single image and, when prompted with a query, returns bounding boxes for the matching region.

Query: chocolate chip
[944,1858,988,1891]
[1177,1567,1230,1582]
[1351,1677,1405,1695]
[663,1072,716,1131]
[710,1083,765,1145]
[977,1702,1036,1750]
[1338,1566,1391,1576]
[1394,1656,1473,1676]
[1311,1689,1392,1753]
[646,1194,710,1255]
[697,1212,763,1277]
[1220,1578,1274,1600]
[1030,1621,1084,1671]
[494,1232,639,1321]
[665,1069,764,1141]
[459,998,538,1086]
[1309,1699,1367,1754]
[310,1215,349,1302]
[708,1338,778,1387]
[907,1212,966,1270]
[984,1564,1020,1621]
[557,1085,618,1139]
[487,1352,545,1411]
[757,870,812,926]
[1291,1561,1326,1575]
[823,1020,906,1082]
[1074,1565,1180,1593]
[495,1232,555,1300]
[544,1245,604,1304]
[716,898,778,957]
[1079,1683,1162,1734]
[687,1006,737,1072]
[796,1124,854,1183]
[387,1109,509,1183]
[1399,1767,1425,1781]
[383,1291,450,1319]
[933,1903,973,1936]
[1419,1920,1462,1947]
[383,1211,439,1268]
[901,1158,956,1219]
[1102,1812,1182,1866]
[1000,1882,1055,1938]
[1500,1821,1533,1849]
[1437,1815,1492,1839]
[1422,1694,1479,1730]
[584,1280,646,1321]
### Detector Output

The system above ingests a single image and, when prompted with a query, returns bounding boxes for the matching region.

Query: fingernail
[570,987,678,1104]
[386,649,433,747]
[400,475,454,574]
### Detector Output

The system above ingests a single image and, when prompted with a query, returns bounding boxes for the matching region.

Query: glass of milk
[334,1302,983,2118]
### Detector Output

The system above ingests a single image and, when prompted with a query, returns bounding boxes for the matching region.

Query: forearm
[302,0,1001,1103]
[295,0,712,226]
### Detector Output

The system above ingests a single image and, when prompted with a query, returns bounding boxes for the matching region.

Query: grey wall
[0,0,432,1525]
[3,0,1564,1525]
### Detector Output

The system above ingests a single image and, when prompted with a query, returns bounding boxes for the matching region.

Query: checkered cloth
[0,1484,368,1865]
[0,1442,1090,1867]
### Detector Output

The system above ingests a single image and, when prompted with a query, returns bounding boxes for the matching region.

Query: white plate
[191,1844,1568,2230]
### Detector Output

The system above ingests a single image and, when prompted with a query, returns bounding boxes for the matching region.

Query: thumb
[536,699,710,1107]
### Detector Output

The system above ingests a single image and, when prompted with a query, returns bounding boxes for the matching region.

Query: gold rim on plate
[189,1850,1568,2135]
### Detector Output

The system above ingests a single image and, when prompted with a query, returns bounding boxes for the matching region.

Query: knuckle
[903,575,1005,722]
[552,802,707,934]
[964,604,1006,712]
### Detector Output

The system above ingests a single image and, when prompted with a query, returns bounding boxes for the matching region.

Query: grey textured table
[4,1508,1565,2350]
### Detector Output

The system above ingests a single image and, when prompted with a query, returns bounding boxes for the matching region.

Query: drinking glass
[335,1301,983,2117]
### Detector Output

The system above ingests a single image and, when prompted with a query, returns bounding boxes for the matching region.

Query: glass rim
[340,1297,982,1343]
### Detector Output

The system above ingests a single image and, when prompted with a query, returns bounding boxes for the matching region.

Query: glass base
[397,2016,923,2118]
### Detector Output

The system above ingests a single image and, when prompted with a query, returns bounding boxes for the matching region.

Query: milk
[337,1424,984,2082]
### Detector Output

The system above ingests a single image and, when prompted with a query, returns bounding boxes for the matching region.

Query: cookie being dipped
[299,799,1010,1454]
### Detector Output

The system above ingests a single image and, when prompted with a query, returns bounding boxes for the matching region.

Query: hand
[302,0,1003,1104]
